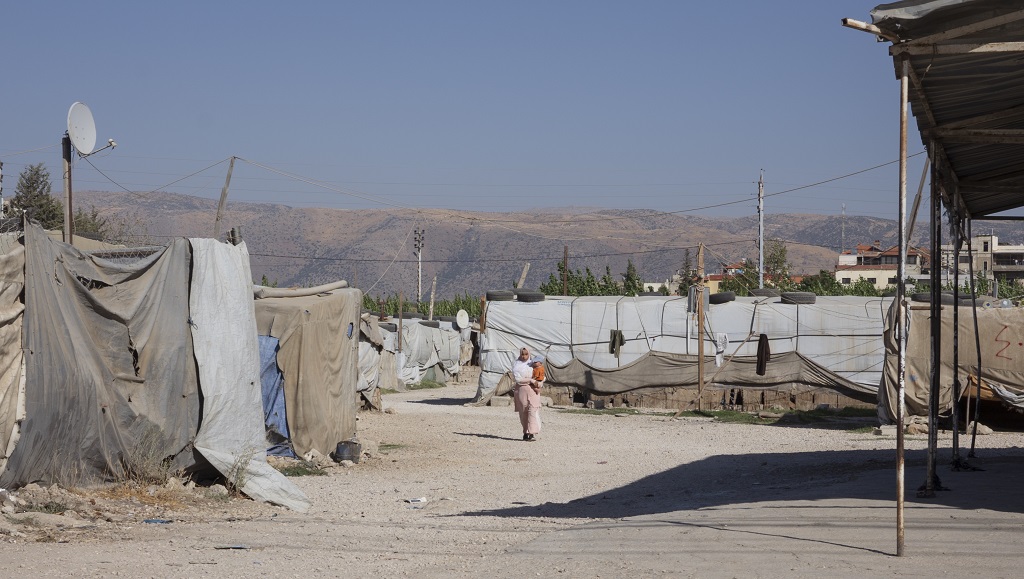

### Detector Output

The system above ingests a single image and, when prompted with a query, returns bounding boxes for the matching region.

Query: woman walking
[512,347,543,441]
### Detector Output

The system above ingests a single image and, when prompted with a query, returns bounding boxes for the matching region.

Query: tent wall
[189,239,309,512]
[476,296,890,404]
[0,242,25,474]
[1,225,200,487]
[254,288,362,457]
[879,301,1024,422]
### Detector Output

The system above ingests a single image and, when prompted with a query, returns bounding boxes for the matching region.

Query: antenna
[63,102,117,245]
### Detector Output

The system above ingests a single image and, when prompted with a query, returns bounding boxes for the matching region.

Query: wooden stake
[517,262,531,289]
[428,276,437,320]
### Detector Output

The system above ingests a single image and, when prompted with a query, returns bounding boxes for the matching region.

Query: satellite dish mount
[63,102,116,244]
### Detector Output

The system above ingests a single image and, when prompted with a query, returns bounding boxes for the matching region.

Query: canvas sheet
[879,301,1024,421]
[1,224,199,487]
[475,296,888,402]
[0,242,25,474]
[254,287,361,457]
[189,239,309,512]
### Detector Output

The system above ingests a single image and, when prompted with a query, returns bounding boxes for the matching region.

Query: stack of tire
[486,289,546,303]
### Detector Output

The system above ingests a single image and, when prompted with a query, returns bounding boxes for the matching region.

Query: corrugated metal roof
[870,0,1024,217]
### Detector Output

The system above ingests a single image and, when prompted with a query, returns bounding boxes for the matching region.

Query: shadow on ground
[460,447,1024,520]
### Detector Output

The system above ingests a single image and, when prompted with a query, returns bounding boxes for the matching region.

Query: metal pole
[952,206,962,465]
[896,55,909,558]
[925,139,940,498]
[62,133,73,244]
[398,291,404,354]
[696,243,706,411]
[758,170,764,289]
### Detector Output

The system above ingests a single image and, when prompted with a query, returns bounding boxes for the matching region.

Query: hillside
[72,190,1024,299]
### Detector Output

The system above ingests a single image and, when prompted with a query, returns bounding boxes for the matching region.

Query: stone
[207,484,229,497]
[906,422,929,435]
[488,397,511,407]
[361,439,380,459]
[874,425,898,436]
[384,407,397,414]
[967,421,993,435]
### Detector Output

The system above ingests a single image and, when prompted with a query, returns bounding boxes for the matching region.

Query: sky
[0,1,928,221]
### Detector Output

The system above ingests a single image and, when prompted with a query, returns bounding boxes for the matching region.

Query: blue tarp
[259,336,295,457]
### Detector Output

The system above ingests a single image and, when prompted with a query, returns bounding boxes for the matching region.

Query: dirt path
[3,381,1024,577]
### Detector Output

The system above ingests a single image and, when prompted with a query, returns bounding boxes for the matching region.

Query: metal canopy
[871,0,1024,217]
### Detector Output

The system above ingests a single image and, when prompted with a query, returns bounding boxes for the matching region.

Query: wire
[363,227,415,294]
[0,144,60,157]
[80,156,231,201]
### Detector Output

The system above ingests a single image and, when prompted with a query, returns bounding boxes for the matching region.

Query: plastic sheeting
[878,300,1024,421]
[380,321,462,386]
[0,242,25,474]
[253,287,361,458]
[258,336,294,457]
[189,239,309,512]
[475,295,890,403]
[1,224,199,487]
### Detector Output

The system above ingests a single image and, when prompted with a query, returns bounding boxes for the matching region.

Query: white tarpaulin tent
[379,321,462,386]
[474,295,891,404]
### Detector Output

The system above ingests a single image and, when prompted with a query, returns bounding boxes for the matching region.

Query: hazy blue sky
[1,1,925,219]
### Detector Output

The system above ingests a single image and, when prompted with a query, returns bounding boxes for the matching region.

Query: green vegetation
[23,501,69,515]
[274,460,327,477]
[362,291,481,317]
[408,379,445,390]
[538,258,648,296]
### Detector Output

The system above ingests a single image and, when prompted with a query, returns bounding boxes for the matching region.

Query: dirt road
[3,381,1024,577]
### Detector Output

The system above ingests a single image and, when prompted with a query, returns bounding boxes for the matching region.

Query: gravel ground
[3,374,1024,577]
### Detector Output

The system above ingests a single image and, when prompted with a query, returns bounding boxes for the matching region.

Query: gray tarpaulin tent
[381,321,462,386]
[0,224,307,512]
[253,284,362,458]
[474,295,890,404]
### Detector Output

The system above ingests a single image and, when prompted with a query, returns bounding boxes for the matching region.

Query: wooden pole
[398,291,404,354]
[428,276,437,320]
[563,245,568,295]
[62,134,73,245]
[213,156,235,238]
[518,262,531,289]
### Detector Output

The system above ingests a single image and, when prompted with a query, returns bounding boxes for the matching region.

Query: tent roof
[868,0,1024,218]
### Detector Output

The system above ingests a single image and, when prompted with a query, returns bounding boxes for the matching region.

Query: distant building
[939,234,1024,287]
[835,240,929,290]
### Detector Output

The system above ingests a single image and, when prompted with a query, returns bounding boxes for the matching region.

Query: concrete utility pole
[413,228,425,301]
[758,170,764,289]
[517,262,530,289]
[214,156,236,239]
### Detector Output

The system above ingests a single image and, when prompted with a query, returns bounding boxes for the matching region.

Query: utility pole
[842,203,846,254]
[413,228,425,301]
[758,170,764,289]
[214,156,236,239]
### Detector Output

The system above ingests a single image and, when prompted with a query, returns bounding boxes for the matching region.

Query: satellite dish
[455,309,470,330]
[67,102,97,155]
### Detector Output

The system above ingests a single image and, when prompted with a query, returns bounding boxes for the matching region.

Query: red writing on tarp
[995,324,1013,360]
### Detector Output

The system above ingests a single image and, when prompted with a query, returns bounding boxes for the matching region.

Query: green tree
[10,163,63,229]
[797,270,844,295]
[598,266,620,296]
[657,283,670,295]
[72,206,106,238]
[763,239,794,290]
[847,277,881,297]
[621,259,644,296]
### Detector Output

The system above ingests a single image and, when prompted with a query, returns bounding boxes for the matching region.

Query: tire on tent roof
[749,288,780,297]
[780,291,816,305]
[516,290,546,302]
[486,290,515,301]
[910,292,955,304]
[420,320,440,328]
[438,315,458,322]
[378,323,397,332]
[709,291,736,304]
[404,312,423,319]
